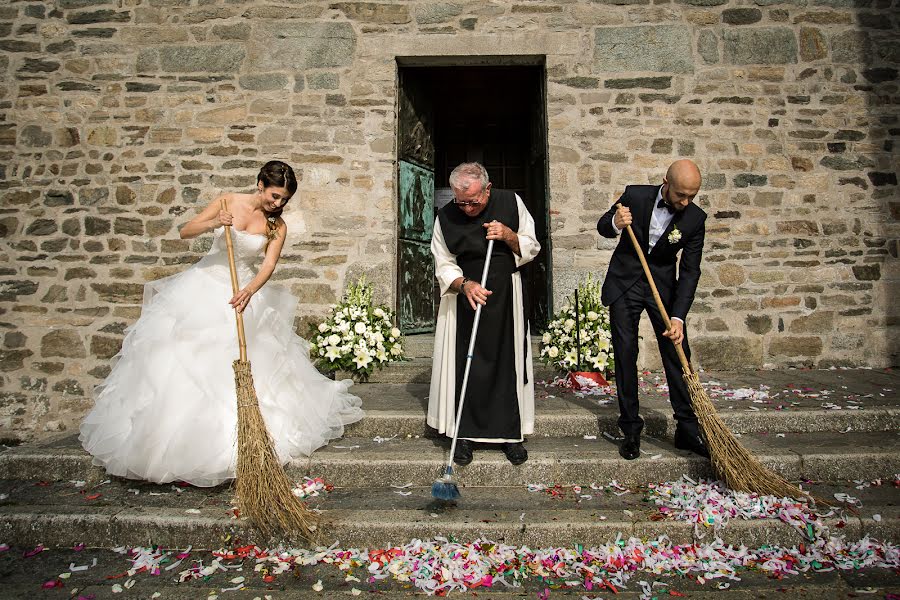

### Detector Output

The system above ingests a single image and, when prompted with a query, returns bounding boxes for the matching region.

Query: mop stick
[432,240,495,500]
[221,199,320,535]
[619,205,817,502]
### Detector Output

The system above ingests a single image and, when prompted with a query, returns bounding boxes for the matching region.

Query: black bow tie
[657,198,675,214]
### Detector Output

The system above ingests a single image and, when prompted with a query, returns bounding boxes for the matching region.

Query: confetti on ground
[110,531,898,596]
[648,476,849,541]
[291,477,333,500]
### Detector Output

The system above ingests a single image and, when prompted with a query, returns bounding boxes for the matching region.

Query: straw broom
[619,207,817,503]
[221,200,319,536]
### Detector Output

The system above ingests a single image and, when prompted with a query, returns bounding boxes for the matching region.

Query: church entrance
[395,61,552,334]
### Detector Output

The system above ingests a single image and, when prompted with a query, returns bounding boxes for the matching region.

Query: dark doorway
[396,62,552,334]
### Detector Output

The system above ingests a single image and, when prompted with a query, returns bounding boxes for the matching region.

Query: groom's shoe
[453,439,474,466]
[674,428,710,459]
[618,434,640,460]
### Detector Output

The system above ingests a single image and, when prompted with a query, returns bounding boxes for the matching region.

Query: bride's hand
[229,288,253,313]
[215,209,233,229]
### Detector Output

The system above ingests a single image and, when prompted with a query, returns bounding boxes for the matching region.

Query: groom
[596,159,709,461]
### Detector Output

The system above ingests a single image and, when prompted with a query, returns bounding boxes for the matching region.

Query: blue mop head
[431,467,460,500]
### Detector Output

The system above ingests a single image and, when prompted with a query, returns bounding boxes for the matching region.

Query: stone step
[2,430,897,488]
[0,476,894,550]
[343,357,558,384]
[344,382,900,438]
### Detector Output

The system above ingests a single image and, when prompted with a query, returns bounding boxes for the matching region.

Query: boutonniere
[667,227,682,244]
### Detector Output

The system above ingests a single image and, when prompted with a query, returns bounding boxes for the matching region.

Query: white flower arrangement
[539,274,614,374]
[310,278,405,378]
[667,226,682,244]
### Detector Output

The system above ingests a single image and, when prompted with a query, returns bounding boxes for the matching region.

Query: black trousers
[608,279,700,437]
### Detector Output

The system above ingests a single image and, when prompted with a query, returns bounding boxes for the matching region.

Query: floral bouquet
[310,278,405,378]
[539,274,614,384]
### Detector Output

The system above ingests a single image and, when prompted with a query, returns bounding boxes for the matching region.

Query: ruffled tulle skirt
[79,259,363,487]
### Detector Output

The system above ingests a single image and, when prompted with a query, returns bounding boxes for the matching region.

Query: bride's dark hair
[257,160,297,239]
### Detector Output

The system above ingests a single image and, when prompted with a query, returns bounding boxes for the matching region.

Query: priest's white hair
[449,162,490,192]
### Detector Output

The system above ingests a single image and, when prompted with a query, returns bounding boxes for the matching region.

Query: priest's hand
[484,220,520,255]
[462,280,492,310]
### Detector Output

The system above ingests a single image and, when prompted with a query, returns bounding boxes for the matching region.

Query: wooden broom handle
[616,203,693,374]
[221,198,248,362]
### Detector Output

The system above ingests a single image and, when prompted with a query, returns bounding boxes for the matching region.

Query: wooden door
[396,68,436,333]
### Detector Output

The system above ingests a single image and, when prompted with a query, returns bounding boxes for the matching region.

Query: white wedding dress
[79,228,364,487]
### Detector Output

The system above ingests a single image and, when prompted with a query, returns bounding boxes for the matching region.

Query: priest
[428,162,541,466]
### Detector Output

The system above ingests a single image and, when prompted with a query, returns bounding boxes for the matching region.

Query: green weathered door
[397,67,435,333]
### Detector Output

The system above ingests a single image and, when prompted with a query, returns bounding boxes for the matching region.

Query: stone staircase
[1,335,898,553]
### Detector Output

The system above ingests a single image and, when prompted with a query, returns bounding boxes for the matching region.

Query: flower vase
[567,371,610,389]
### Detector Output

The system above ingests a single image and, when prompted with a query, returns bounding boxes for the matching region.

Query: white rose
[547,347,559,358]
[587,311,598,321]
[390,345,402,356]
[542,332,552,344]
[328,334,341,346]
[374,308,385,318]
[318,322,329,333]
[354,322,367,334]
[338,321,350,333]
[391,327,401,338]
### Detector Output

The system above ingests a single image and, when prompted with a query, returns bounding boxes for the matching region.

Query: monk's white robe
[427,194,540,443]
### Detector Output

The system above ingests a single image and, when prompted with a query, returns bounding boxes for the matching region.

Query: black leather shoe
[453,439,473,466]
[502,442,528,465]
[674,429,710,459]
[619,435,640,460]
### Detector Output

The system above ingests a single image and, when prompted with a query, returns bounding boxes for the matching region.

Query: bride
[79,160,364,487]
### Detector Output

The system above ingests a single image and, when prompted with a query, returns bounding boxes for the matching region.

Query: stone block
[789,311,834,334]
[698,30,718,64]
[415,2,463,24]
[238,73,288,91]
[84,217,111,236]
[722,8,763,24]
[745,314,772,334]
[768,336,823,358]
[155,45,245,73]
[695,336,763,369]
[25,219,57,236]
[723,28,797,65]
[79,188,109,206]
[830,31,870,64]
[90,283,145,304]
[332,2,411,24]
[734,174,767,187]
[248,23,355,70]
[716,263,746,286]
[799,27,827,61]
[594,26,693,74]
[292,283,337,305]
[604,76,671,89]
[307,72,339,90]
[776,220,818,235]
[67,9,131,24]
[0,349,33,372]
[90,336,121,360]
[19,125,52,148]
[41,330,86,359]
[852,264,880,281]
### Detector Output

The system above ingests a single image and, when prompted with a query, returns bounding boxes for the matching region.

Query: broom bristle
[233,360,320,537]
[683,371,825,505]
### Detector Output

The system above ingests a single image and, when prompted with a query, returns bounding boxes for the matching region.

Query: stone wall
[0,0,897,441]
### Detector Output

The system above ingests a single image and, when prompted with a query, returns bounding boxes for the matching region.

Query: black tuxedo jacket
[596,185,706,321]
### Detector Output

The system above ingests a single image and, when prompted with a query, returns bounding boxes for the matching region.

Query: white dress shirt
[610,187,683,323]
